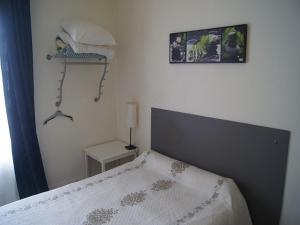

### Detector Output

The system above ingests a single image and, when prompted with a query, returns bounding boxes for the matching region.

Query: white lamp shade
[127,102,137,128]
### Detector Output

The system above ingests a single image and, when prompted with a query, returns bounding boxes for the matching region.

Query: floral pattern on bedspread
[1,151,151,217]
[85,178,224,225]
[151,179,175,191]
[174,179,224,225]
[120,190,147,207]
[82,208,118,225]
[171,161,190,177]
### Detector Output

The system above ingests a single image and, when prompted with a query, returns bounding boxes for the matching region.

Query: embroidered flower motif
[151,179,175,191]
[217,179,223,186]
[82,208,118,225]
[73,187,82,192]
[23,205,31,210]
[6,210,16,215]
[171,161,189,176]
[120,190,147,207]
[211,192,219,199]
[85,183,94,188]
[174,178,224,225]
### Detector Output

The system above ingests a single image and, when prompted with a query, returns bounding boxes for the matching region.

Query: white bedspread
[0,150,252,225]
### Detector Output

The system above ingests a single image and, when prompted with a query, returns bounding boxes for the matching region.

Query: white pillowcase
[61,19,116,46]
[57,31,114,59]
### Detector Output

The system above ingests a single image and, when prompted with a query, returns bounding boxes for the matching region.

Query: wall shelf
[44,47,109,125]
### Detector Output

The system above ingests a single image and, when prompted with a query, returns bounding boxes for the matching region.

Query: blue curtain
[0,0,48,198]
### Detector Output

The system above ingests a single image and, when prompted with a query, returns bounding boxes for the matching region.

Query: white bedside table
[84,140,137,177]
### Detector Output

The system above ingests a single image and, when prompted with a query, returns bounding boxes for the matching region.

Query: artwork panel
[169,32,187,63]
[221,24,247,63]
[186,29,221,63]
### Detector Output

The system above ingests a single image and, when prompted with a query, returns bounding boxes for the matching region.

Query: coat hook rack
[44,47,110,125]
[43,58,74,125]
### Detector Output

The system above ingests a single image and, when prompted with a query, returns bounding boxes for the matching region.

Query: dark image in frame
[186,28,221,63]
[221,24,247,63]
[169,32,187,63]
[169,24,247,64]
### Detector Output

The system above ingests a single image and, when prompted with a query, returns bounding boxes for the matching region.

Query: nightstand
[84,140,137,177]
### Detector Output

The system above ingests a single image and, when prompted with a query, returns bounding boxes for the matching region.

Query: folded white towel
[61,19,116,46]
[57,31,114,60]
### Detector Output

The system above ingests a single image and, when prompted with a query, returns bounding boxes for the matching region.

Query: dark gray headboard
[151,108,290,225]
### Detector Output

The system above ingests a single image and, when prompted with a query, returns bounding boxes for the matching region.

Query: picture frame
[169,24,247,64]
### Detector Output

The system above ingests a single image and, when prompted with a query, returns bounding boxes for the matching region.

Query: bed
[0,107,289,225]
[0,150,251,225]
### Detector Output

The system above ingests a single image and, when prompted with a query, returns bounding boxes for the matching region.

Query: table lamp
[125,102,137,150]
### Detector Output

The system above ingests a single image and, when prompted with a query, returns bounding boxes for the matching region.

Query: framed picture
[169,24,247,63]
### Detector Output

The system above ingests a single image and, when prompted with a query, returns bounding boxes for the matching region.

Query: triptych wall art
[169,24,247,63]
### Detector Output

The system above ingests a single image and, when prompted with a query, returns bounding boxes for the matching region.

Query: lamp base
[125,145,137,150]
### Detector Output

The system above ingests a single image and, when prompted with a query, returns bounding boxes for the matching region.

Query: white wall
[30,0,117,188]
[114,0,300,224]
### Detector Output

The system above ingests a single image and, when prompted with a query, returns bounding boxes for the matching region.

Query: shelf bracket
[94,57,108,102]
[46,51,109,104]
[56,58,67,108]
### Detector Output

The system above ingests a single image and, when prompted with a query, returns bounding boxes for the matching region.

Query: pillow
[61,19,116,46]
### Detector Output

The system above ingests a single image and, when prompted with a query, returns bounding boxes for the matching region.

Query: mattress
[0,150,252,225]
